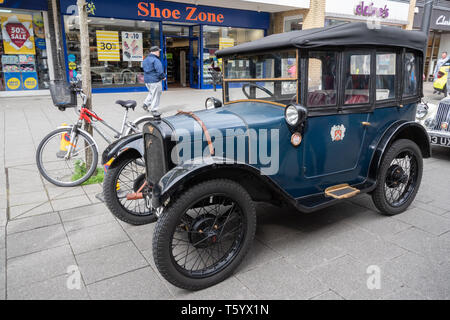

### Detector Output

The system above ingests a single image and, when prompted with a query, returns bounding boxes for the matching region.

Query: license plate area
[430,135,450,147]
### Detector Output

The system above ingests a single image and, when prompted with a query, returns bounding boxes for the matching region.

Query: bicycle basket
[49,80,77,108]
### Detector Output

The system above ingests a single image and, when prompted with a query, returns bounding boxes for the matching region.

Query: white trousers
[144,81,162,112]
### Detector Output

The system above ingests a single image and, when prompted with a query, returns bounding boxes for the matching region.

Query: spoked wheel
[153,179,256,290]
[103,152,156,225]
[36,127,98,187]
[372,139,423,215]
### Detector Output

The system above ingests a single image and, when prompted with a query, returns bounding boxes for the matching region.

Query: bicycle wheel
[124,116,154,135]
[36,127,98,187]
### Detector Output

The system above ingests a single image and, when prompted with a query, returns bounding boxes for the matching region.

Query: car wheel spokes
[384,151,418,207]
[116,158,148,216]
[170,195,244,277]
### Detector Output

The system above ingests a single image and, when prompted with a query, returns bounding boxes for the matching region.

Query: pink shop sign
[354,1,389,19]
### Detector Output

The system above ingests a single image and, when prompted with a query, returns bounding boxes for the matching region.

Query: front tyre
[153,179,256,290]
[372,139,423,216]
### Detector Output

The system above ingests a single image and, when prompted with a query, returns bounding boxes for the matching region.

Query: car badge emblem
[441,122,449,130]
[330,124,346,141]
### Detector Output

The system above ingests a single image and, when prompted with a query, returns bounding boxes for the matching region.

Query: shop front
[413,6,450,81]
[0,0,51,93]
[59,0,270,92]
[325,0,411,27]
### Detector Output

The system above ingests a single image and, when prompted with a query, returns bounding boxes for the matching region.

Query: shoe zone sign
[60,0,270,29]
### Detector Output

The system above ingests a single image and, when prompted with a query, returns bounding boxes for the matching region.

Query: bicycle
[36,80,153,187]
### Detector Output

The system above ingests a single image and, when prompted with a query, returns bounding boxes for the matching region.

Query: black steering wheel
[242,83,274,99]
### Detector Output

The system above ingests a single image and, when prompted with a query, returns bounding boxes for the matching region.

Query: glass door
[189,37,199,88]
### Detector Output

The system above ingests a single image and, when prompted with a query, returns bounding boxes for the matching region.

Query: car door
[301,50,373,186]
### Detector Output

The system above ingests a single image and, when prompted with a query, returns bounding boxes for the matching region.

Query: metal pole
[77,0,94,168]
[421,0,434,34]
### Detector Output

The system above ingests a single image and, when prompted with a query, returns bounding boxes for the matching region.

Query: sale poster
[122,32,143,62]
[96,30,120,61]
[0,13,36,55]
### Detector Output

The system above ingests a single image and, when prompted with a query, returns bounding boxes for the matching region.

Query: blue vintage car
[110,23,431,290]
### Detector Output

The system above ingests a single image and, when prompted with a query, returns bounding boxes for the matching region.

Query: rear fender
[368,121,431,181]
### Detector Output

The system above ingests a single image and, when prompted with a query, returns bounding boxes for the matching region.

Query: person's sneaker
[142,104,149,111]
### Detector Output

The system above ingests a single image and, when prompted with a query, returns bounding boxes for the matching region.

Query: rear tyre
[372,139,423,216]
[103,151,156,225]
[153,179,256,290]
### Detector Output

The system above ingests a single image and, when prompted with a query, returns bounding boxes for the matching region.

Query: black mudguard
[101,133,144,166]
[368,120,431,181]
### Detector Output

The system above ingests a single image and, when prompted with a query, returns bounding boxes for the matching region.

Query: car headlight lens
[285,105,299,126]
[424,118,437,128]
[205,97,222,110]
[416,104,428,120]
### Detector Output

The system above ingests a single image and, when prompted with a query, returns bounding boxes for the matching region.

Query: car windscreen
[223,50,298,105]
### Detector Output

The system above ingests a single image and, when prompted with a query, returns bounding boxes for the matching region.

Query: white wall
[326,0,410,25]
[439,33,450,57]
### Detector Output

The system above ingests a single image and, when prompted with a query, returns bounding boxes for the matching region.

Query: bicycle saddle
[116,100,137,110]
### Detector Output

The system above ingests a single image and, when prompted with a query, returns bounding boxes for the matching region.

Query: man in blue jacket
[142,46,165,115]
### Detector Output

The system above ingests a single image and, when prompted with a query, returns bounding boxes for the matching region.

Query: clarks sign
[137,2,224,23]
[436,15,450,27]
[413,7,450,31]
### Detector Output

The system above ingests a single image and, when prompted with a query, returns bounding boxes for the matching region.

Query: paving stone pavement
[1,86,450,300]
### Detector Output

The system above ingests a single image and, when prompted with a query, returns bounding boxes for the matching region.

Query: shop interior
[165,36,190,88]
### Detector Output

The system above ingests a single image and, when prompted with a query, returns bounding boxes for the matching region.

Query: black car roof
[216,22,427,57]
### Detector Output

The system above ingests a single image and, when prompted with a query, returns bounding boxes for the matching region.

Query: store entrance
[164,36,190,88]
[162,23,200,89]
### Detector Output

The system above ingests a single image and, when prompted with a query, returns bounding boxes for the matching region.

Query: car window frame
[305,50,339,109]
[222,49,299,106]
[339,49,375,112]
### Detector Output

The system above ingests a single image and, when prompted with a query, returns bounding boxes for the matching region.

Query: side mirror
[205,97,223,110]
[285,104,308,132]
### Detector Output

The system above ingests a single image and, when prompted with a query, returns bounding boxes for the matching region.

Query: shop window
[344,53,371,105]
[64,16,159,88]
[307,51,337,107]
[202,26,264,86]
[284,15,303,32]
[403,52,418,97]
[376,53,396,100]
[0,11,49,92]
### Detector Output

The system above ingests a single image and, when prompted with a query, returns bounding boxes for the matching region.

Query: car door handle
[362,122,371,127]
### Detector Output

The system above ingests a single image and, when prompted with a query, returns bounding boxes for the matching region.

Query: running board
[325,184,360,200]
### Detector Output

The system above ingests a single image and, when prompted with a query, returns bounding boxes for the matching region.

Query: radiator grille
[433,101,450,132]
[144,129,167,184]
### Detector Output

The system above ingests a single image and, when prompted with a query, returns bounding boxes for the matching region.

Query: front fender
[368,120,431,181]
[151,157,296,209]
[101,133,143,165]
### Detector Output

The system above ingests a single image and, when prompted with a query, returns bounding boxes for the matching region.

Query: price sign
[122,31,143,61]
[96,30,120,61]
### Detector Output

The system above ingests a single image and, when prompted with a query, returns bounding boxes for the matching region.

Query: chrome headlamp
[205,97,222,110]
[416,103,428,120]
